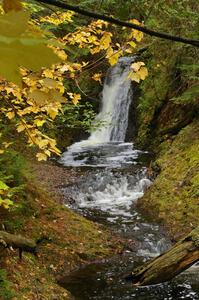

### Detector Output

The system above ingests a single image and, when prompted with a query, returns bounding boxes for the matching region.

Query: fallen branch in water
[126,226,199,286]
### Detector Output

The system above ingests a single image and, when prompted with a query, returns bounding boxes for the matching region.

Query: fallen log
[0,230,37,259]
[126,226,199,286]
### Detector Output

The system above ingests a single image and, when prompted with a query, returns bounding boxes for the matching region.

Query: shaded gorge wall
[134,43,199,239]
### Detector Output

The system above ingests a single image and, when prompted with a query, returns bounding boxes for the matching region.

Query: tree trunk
[126,227,199,286]
[0,230,37,258]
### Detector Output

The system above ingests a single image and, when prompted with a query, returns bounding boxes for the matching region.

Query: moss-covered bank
[134,41,199,239]
[137,121,199,239]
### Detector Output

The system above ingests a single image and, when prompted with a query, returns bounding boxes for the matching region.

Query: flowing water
[60,57,136,168]
[59,58,199,299]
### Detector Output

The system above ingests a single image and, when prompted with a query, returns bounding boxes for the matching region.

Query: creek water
[59,58,199,299]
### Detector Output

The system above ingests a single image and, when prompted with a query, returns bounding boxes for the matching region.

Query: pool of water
[59,260,199,300]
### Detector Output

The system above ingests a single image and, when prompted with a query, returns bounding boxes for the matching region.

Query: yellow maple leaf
[92,73,102,83]
[137,66,148,80]
[90,46,101,54]
[128,63,148,82]
[44,149,51,157]
[42,69,54,79]
[34,119,46,127]
[0,149,5,154]
[128,41,136,48]
[100,32,112,50]
[6,111,15,120]
[72,93,81,105]
[67,92,81,105]
[36,139,49,149]
[88,35,98,44]
[128,71,140,83]
[91,19,108,29]
[28,90,49,107]
[131,62,145,72]
[41,78,59,89]
[17,123,26,132]
[129,19,144,42]
[40,11,74,26]
[36,152,48,161]
[47,107,58,119]
[108,51,122,66]
[0,11,61,85]
[125,48,133,54]
[133,30,144,42]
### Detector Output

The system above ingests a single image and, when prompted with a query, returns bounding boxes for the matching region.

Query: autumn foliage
[0,0,148,208]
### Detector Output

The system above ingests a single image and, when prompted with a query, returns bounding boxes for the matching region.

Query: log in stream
[126,226,199,286]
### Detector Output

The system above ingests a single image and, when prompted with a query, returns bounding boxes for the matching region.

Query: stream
[58,58,199,299]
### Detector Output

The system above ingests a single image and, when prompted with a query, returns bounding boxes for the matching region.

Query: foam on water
[60,141,143,168]
[62,168,171,260]
[62,168,150,213]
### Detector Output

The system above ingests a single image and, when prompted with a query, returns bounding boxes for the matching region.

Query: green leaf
[0,198,14,209]
[0,180,9,190]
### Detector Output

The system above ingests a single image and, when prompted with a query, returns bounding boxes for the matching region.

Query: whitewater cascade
[60,57,139,167]
[88,56,134,143]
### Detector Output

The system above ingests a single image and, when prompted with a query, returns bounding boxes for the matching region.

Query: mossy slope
[138,121,199,238]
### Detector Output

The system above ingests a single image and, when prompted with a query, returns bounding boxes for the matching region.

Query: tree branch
[35,0,199,48]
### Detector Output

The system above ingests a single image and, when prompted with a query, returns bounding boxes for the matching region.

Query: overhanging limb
[35,0,199,48]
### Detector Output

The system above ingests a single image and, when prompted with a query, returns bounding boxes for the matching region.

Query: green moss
[0,269,15,300]
[191,227,199,247]
[138,121,199,238]
[136,38,199,150]
[3,218,25,232]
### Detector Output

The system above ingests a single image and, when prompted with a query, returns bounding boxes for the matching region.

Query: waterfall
[88,56,134,143]
[60,57,139,167]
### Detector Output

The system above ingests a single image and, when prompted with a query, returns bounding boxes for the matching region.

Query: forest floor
[0,161,124,300]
